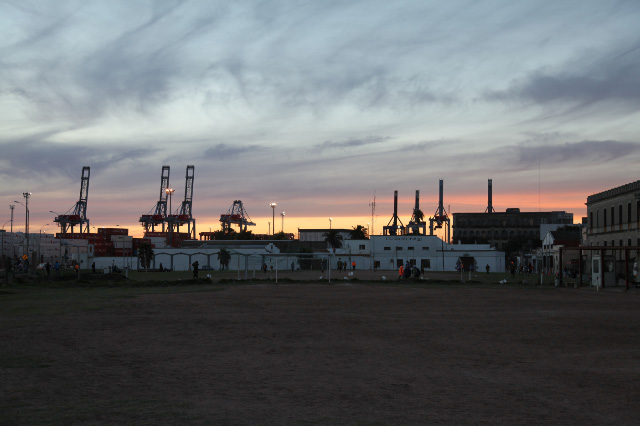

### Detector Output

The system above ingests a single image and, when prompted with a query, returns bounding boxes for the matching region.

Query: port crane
[429,179,451,243]
[167,165,196,239]
[139,166,170,232]
[53,166,91,234]
[220,200,255,232]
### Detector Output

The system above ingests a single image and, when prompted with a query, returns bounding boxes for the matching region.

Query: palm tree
[217,248,231,270]
[323,229,343,251]
[349,225,367,239]
[137,242,154,271]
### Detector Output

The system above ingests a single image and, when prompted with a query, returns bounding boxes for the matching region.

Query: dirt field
[1,283,639,425]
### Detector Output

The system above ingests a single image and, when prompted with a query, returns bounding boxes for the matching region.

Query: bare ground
[1,283,639,425]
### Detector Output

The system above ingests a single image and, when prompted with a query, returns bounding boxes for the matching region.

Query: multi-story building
[586,181,640,279]
[452,209,574,251]
[586,180,640,247]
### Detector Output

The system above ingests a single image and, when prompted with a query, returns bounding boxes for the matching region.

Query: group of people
[509,262,534,276]
[398,261,421,280]
[336,259,355,272]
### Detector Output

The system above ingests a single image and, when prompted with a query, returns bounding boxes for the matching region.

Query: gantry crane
[383,190,405,236]
[140,166,170,232]
[406,190,427,235]
[167,165,196,239]
[220,200,255,232]
[53,166,90,234]
[429,179,451,243]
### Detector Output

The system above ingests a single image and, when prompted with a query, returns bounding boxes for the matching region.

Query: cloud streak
[313,136,392,151]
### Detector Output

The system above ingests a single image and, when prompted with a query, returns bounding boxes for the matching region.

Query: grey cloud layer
[1,1,639,222]
[0,134,147,180]
[485,40,640,113]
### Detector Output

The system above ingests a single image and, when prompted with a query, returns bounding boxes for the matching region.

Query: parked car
[36,263,47,270]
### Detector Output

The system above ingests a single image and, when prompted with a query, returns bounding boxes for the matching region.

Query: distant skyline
[2,0,639,237]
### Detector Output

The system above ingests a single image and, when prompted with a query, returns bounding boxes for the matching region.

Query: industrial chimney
[485,179,496,213]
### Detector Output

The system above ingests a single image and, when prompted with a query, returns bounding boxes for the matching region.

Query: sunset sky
[2,0,639,238]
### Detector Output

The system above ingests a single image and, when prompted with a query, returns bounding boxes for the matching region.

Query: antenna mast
[369,192,376,237]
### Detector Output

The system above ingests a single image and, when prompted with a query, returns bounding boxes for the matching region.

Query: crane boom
[167,165,196,239]
[140,166,170,232]
[53,166,91,234]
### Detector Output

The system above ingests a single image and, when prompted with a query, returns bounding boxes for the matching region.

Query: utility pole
[270,202,277,236]
[23,193,30,271]
[10,204,14,232]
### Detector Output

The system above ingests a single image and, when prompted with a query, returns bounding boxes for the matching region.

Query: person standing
[291,261,295,272]
[404,261,412,279]
[352,260,356,270]
[45,262,51,277]
[399,264,404,280]
[192,261,199,278]
[485,264,490,274]
[92,262,96,274]
[54,261,60,276]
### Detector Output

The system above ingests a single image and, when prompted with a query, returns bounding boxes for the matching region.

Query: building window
[408,247,414,251]
[396,247,403,251]
[421,259,431,269]
[590,212,593,230]
[422,247,429,250]
[359,244,365,250]
[384,247,391,251]
[628,203,632,224]
[604,241,607,246]
[628,239,632,246]
[611,207,615,226]
[619,205,622,226]
[604,209,607,227]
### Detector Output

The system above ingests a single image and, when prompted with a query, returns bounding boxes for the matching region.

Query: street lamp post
[329,217,332,229]
[269,202,277,236]
[281,212,285,233]
[0,230,5,279]
[9,204,14,232]
[14,193,31,270]
[39,224,49,264]
[166,188,175,246]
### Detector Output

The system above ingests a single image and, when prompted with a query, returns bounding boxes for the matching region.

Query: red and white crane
[139,166,171,232]
[53,166,90,234]
[167,165,196,239]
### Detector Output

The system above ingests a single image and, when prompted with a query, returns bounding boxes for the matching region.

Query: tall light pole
[329,217,332,229]
[14,193,31,268]
[39,224,49,264]
[281,212,285,233]
[9,204,14,232]
[0,230,5,273]
[270,202,277,236]
[165,188,175,246]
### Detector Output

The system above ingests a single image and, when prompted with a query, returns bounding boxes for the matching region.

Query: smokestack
[486,179,495,213]
[393,190,398,228]
[415,190,420,212]
[438,179,444,217]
